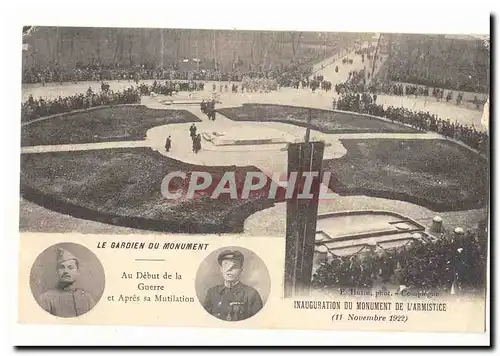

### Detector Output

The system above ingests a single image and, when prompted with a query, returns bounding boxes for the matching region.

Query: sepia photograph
[19,25,489,298]
[29,242,105,318]
[13,8,491,341]
[195,247,270,322]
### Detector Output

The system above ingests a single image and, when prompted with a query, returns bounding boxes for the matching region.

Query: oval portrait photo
[195,246,271,322]
[29,242,105,318]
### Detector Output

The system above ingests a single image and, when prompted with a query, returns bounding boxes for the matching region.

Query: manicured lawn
[323,139,489,211]
[20,148,274,233]
[19,133,488,233]
[218,104,421,134]
[21,105,201,147]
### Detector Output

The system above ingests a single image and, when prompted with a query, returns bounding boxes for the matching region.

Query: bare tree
[140,28,147,65]
[175,29,181,64]
[70,29,75,57]
[127,29,134,66]
[262,32,278,70]
[112,29,123,65]
[279,31,285,54]
[45,28,54,63]
[290,31,303,63]
[250,32,257,65]
[95,28,101,64]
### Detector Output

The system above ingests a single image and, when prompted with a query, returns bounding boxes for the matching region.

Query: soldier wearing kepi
[37,248,96,318]
[203,250,263,321]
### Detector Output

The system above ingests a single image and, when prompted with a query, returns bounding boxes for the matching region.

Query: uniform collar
[220,281,243,293]
[57,282,76,292]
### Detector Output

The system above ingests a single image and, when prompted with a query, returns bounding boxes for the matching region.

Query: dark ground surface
[217,104,422,134]
[20,148,274,233]
[21,105,201,147]
[20,138,488,233]
[323,139,489,212]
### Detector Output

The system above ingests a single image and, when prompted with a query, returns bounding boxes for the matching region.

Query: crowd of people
[386,37,489,93]
[22,63,246,85]
[369,81,486,109]
[21,40,489,156]
[330,63,488,155]
[334,91,488,155]
[133,80,205,96]
[312,225,487,295]
[21,87,141,123]
[240,76,279,93]
[21,76,216,123]
[201,99,217,121]
[22,62,319,100]
[22,53,321,87]
[334,69,367,94]
[305,75,332,92]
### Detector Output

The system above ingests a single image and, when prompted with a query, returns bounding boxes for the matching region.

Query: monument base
[202,126,298,147]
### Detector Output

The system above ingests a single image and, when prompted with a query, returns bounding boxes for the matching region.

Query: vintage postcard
[17,23,490,341]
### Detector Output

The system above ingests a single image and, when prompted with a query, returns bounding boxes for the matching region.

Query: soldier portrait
[196,247,270,322]
[30,243,105,318]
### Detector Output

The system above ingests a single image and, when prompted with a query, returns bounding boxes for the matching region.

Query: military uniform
[203,281,263,321]
[203,250,263,321]
[37,248,96,318]
[38,285,95,318]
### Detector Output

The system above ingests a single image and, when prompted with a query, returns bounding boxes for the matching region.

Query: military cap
[56,248,78,264]
[217,250,244,267]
